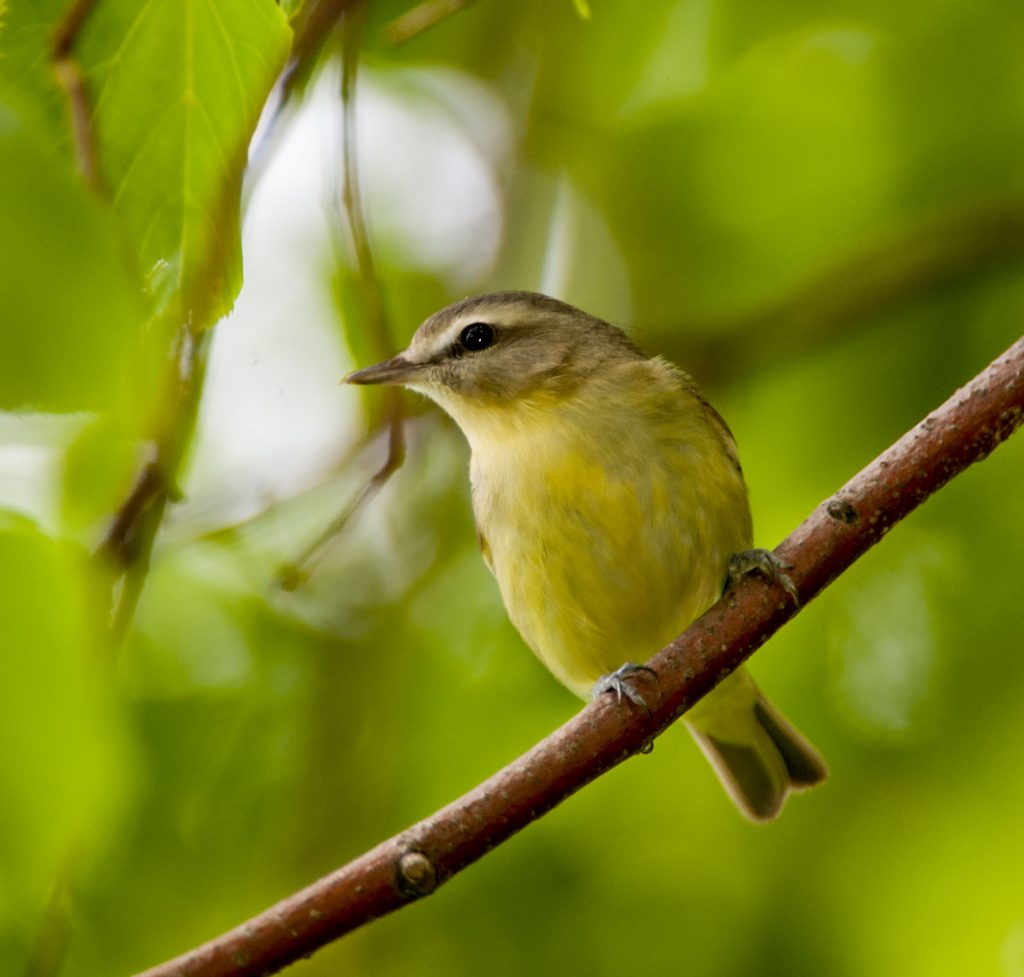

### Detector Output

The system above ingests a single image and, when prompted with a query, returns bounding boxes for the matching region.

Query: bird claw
[726,548,800,605]
[593,662,658,711]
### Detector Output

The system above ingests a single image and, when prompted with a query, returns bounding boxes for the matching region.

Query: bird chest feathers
[464,392,752,697]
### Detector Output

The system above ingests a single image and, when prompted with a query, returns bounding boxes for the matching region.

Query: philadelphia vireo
[347,291,826,821]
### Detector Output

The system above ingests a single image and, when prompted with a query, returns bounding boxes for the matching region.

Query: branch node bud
[826,498,859,524]
[397,851,437,897]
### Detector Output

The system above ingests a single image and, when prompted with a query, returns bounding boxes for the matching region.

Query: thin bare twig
[23,873,72,977]
[336,3,407,508]
[99,326,211,647]
[132,336,1024,977]
[51,0,101,186]
[386,0,480,44]
[280,0,361,110]
[278,5,406,588]
[275,398,405,590]
[249,0,365,171]
[338,5,396,365]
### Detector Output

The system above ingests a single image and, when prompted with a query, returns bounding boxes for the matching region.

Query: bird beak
[344,354,421,386]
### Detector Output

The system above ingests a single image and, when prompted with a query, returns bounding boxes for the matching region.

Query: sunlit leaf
[75,0,291,321]
[0,0,291,323]
[0,94,143,411]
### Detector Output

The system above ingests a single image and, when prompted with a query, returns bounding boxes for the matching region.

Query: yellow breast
[457,361,752,698]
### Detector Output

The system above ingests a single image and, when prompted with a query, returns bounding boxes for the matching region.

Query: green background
[1,1,1023,975]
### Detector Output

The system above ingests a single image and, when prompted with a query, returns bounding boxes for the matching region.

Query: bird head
[345,292,641,416]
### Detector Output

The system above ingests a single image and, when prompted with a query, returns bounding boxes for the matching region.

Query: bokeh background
[2,1,1024,975]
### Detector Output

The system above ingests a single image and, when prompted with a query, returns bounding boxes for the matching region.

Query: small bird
[346,291,826,821]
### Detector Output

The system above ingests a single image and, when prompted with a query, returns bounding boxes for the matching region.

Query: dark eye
[458,322,494,352]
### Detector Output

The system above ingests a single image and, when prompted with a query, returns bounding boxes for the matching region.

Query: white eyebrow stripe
[407,300,530,363]
[411,321,463,363]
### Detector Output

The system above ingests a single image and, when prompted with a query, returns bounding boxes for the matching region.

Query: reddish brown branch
[131,336,1024,977]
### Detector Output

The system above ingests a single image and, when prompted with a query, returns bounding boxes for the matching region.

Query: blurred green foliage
[1,1,1023,976]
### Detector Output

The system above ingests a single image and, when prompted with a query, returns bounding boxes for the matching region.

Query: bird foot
[726,548,800,605]
[593,662,658,711]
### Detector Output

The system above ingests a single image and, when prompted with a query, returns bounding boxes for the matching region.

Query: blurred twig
[99,326,211,647]
[274,408,405,590]
[131,338,1024,977]
[23,869,73,977]
[279,0,361,113]
[338,4,397,365]
[679,200,1024,385]
[251,0,361,168]
[51,0,101,187]
[386,0,480,44]
[277,3,406,589]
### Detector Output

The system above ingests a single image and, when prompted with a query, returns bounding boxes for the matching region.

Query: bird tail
[685,668,827,822]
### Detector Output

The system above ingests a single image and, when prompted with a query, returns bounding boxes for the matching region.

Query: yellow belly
[469,402,752,698]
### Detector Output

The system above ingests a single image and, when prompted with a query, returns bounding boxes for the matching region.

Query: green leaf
[0,2,71,148]
[598,26,896,325]
[0,0,291,409]
[0,0,292,324]
[61,412,143,533]
[0,512,131,926]
[76,0,292,321]
[0,94,144,412]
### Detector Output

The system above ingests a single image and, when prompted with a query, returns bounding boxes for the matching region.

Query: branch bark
[132,335,1024,977]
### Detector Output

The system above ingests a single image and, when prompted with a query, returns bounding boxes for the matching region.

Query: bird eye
[458,322,494,352]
